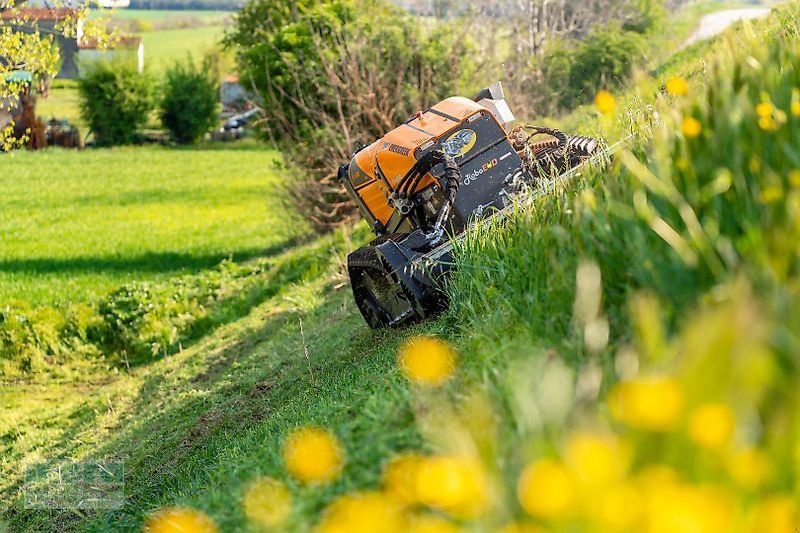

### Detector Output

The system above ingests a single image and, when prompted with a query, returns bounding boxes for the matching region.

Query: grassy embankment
[3,3,800,531]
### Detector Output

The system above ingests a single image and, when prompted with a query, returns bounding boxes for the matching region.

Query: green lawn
[139,25,227,72]
[0,144,306,306]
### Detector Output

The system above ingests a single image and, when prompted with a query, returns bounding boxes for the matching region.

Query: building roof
[0,7,78,21]
[79,36,142,50]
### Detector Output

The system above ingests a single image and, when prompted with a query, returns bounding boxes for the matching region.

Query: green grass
[2,3,800,532]
[138,26,227,73]
[0,144,305,306]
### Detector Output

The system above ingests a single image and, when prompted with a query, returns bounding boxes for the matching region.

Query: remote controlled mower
[339,83,601,328]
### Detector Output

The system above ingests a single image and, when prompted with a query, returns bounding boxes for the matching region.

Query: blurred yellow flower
[517,459,575,520]
[498,522,547,533]
[283,426,343,484]
[688,403,735,449]
[788,170,800,188]
[242,476,292,528]
[406,513,462,533]
[759,117,778,131]
[415,455,489,519]
[749,496,797,533]
[727,448,770,489]
[143,507,219,533]
[563,432,628,489]
[756,102,774,118]
[589,482,642,530]
[595,91,616,115]
[382,452,425,505]
[608,376,684,431]
[665,76,689,96]
[398,336,457,386]
[316,491,404,533]
[682,116,702,138]
[792,101,800,117]
[645,483,732,533]
[759,185,784,204]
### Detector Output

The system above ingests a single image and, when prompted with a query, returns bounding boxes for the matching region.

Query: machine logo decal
[441,129,477,158]
[463,158,498,186]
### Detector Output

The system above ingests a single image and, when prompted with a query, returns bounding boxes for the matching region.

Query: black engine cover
[416,111,523,233]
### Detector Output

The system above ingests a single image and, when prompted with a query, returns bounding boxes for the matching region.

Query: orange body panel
[350,97,489,226]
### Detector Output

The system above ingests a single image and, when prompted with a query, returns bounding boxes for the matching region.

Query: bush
[228,0,477,230]
[560,24,646,109]
[159,55,219,144]
[78,60,155,146]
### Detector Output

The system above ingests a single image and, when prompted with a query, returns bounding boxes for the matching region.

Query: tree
[160,55,219,144]
[0,0,111,148]
[227,0,477,229]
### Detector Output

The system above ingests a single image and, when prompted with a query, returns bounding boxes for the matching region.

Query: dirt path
[685,8,771,46]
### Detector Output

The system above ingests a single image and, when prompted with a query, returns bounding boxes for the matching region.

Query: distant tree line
[129,0,244,10]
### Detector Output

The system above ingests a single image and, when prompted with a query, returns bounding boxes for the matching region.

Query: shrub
[159,55,220,144]
[563,24,646,109]
[78,59,155,146]
[228,0,477,230]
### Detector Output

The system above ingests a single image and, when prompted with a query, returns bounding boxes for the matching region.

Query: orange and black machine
[338,83,598,328]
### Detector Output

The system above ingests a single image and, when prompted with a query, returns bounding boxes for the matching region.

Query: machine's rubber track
[348,234,420,329]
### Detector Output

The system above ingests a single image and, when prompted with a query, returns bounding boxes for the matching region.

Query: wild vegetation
[2,2,798,532]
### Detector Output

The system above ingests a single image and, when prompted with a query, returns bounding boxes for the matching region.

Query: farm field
[139,25,227,72]
[0,144,306,306]
[89,9,231,21]
[2,3,800,532]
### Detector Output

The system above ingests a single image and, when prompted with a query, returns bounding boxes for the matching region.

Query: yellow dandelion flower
[688,403,735,449]
[789,170,800,188]
[398,336,457,386]
[749,496,797,533]
[588,481,642,530]
[415,455,489,519]
[517,459,575,520]
[143,507,219,533]
[759,117,778,131]
[283,426,343,484]
[792,101,800,117]
[498,522,547,533]
[241,476,292,528]
[564,432,628,489]
[608,376,684,431]
[382,452,426,505]
[665,76,688,96]
[595,91,616,115]
[756,102,774,118]
[644,483,732,533]
[727,448,770,490]
[316,491,405,533]
[406,513,462,533]
[682,116,702,138]
[759,186,784,204]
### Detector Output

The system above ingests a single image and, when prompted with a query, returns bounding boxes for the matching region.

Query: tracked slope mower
[340,83,601,328]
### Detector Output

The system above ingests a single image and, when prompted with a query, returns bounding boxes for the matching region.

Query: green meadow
[0,145,304,306]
